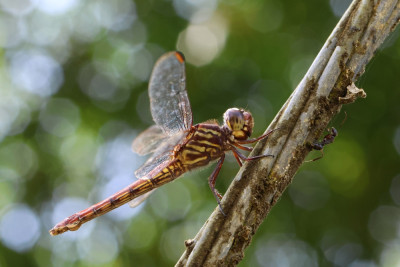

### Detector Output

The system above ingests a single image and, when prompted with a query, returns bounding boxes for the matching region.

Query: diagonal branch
[176,0,400,266]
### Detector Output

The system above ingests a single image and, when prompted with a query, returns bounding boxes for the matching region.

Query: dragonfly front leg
[208,154,226,216]
[235,128,280,144]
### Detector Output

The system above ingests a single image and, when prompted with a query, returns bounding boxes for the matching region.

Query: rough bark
[176,0,400,266]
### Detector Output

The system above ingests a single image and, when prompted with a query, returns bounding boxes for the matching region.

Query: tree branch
[176,0,400,266]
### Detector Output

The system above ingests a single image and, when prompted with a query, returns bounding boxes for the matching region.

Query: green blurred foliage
[0,0,399,266]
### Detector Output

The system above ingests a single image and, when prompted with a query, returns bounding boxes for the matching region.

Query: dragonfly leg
[236,127,280,144]
[232,147,274,162]
[232,150,243,167]
[233,143,253,151]
[208,154,226,216]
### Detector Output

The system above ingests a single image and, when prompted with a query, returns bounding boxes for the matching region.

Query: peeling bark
[176,0,400,266]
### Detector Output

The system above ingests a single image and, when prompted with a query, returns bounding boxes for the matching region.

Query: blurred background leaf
[0,0,399,266]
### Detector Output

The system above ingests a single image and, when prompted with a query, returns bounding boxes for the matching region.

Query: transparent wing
[134,131,186,179]
[132,125,167,156]
[149,51,193,136]
[135,152,172,179]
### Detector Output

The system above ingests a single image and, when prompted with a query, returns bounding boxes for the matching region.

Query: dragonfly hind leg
[232,147,274,166]
[208,154,226,216]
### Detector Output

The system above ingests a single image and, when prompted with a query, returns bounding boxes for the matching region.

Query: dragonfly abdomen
[147,159,186,185]
[49,178,156,235]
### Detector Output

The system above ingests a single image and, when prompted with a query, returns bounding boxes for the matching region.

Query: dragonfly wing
[132,125,168,156]
[128,189,156,208]
[135,152,171,179]
[134,131,186,179]
[149,51,193,135]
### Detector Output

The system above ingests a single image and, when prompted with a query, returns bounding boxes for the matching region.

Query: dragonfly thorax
[223,108,254,141]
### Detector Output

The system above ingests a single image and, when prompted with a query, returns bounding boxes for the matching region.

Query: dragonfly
[49,51,276,236]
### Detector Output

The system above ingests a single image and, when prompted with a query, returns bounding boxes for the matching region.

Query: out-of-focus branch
[176,0,400,266]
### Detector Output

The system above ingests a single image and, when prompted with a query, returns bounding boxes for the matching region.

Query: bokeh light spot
[331,243,363,266]
[78,60,132,111]
[96,127,143,183]
[173,0,217,23]
[320,228,363,266]
[9,50,64,97]
[77,225,119,264]
[0,0,34,16]
[59,131,98,182]
[0,14,24,48]
[126,213,158,250]
[0,204,40,252]
[0,141,38,179]
[91,0,136,32]
[26,12,64,46]
[127,48,153,82]
[177,13,228,66]
[35,0,78,15]
[71,9,102,42]
[161,224,191,263]
[89,73,118,100]
[150,181,192,221]
[379,240,400,267]
[255,234,318,267]
[39,98,81,137]
[6,100,31,136]
[368,205,400,244]
[0,94,32,140]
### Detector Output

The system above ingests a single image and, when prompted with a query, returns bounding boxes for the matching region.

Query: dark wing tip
[175,51,185,63]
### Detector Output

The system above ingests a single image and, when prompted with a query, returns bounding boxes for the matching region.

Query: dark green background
[1,0,400,266]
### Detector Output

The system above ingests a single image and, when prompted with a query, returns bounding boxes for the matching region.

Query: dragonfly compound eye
[224,108,254,140]
[224,108,244,130]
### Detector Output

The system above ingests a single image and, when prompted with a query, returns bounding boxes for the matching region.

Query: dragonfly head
[223,108,254,140]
